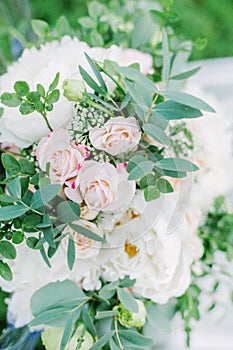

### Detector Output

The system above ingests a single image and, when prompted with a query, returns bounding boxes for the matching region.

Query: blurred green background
[0,0,232,76]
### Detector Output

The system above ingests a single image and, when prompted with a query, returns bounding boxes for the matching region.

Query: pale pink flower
[89,116,141,156]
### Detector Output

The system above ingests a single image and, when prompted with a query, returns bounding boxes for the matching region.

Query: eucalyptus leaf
[155,158,199,172]
[154,100,203,120]
[143,123,170,145]
[0,204,28,221]
[70,223,105,243]
[56,201,80,223]
[117,288,138,313]
[161,91,215,112]
[30,184,60,209]
[90,331,115,350]
[67,236,75,271]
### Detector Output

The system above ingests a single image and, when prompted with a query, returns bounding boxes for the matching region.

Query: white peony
[100,191,195,303]
[0,36,153,148]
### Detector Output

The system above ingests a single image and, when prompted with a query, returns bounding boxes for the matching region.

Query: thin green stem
[114,316,124,350]
[19,200,45,216]
[86,97,114,116]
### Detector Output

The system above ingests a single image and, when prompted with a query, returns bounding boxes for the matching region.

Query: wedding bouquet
[0,3,232,350]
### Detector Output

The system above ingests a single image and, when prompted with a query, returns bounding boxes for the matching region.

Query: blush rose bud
[114,299,147,329]
[62,79,86,101]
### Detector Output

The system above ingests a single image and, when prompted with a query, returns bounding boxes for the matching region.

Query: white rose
[0,36,152,147]
[62,220,103,259]
[89,116,141,156]
[36,129,85,186]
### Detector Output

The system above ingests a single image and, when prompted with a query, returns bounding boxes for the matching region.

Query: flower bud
[63,79,85,101]
[42,324,94,350]
[115,299,147,329]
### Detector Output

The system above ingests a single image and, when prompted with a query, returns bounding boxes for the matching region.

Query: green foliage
[0,73,61,132]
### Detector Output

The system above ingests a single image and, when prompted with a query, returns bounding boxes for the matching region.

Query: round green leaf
[0,241,16,259]
[0,261,13,281]
[1,153,21,175]
[20,102,35,115]
[14,81,30,96]
[26,237,40,250]
[46,89,60,104]
[1,92,21,107]
[12,231,24,244]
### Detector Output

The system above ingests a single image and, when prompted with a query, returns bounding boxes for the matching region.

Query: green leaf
[30,184,61,209]
[12,231,24,244]
[67,236,75,271]
[49,73,60,91]
[60,316,73,350]
[78,16,93,28]
[117,66,157,93]
[117,288,138,313]
[161,91,215,113]
[0,107,4,118]
[124,80,151,108]
[148,111,168,130]
[154,100,203,120]
[155,158,199,172]
[56,201,80,223]
[19,158,35,175]
[144,186,160,201]
[90,331,115,350]
[119,330,154,347]
[157,178,174,193]
[162,29,170,81]
[19,102,35,115]
[1,92,21,107]
[119,276,136,288]
[56,16,72,36]
[42,226,55,248]
[14,81,30,96]
[139,173,156,189]
[95,310,118,320]
[82,308,96,336]
[26,237,40,250]
[2,153,20,175]
[69,223,105,243]
[46,89,60,104]
[146,303,172,333]
[34,101,44,113]
[37,84,45,97]
[0,261,13,281]
[0,241,16,259]
[85,53,107,91]
[143,123,170,145]
[91,33,106,48]
[127,156,154,181]
[0,204,28,221]
[88,1,104,18]
[0,194,18,203]
[26,91,40,103]
[30,280,86,327]
[23,214,41,228]
[31,19,50,38]
[79,66,104,94]
[170,67,201,80]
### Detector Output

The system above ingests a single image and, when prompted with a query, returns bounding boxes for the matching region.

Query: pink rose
[89,116,141,156]
[77,160,135,212]
[36,129,87,186]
